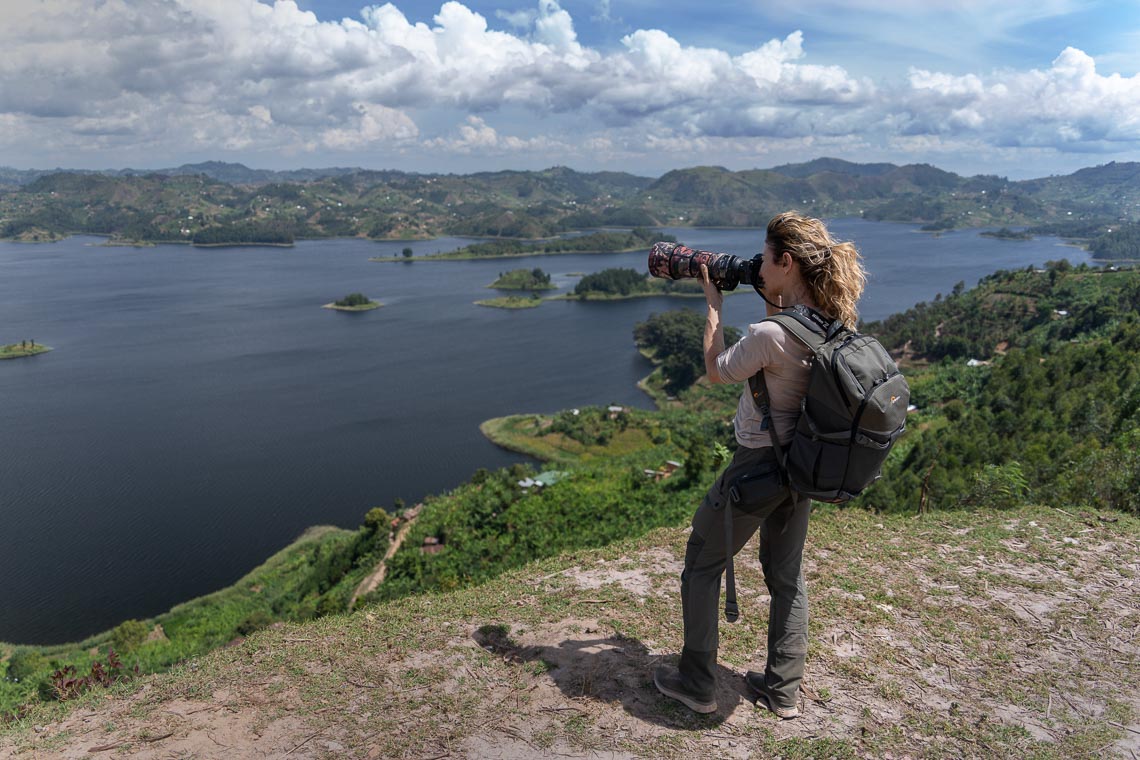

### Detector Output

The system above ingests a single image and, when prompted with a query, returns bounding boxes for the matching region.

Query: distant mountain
[1016,161,1140,196]
[4,158,1140,245]
[139,162,363,184]
[767,157,898,178]
[0,162,368,187]
[639,162,990,226]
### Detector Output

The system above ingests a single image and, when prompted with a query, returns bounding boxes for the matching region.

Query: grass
[4,504,1136,758]
[0,525,364,715]
[0,344,51,359]
[480,413,656,464]
[473,295,545,309]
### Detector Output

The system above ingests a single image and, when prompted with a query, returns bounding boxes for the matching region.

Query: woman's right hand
[699,264,724,311]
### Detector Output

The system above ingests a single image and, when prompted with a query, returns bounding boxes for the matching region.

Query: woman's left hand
[699,264,724,311]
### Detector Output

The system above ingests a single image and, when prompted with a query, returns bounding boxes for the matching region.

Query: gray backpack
[749,305,909,502]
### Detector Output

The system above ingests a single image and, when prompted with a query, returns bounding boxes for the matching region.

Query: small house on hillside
[644,460,683,481]
[517,471,569,491]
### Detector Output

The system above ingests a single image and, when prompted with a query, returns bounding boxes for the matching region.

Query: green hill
[6,159,1140,252]
[768,157,899,178]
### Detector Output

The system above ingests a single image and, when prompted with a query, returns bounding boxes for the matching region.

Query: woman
[653,211,866,718]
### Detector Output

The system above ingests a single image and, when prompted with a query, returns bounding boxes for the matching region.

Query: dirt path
[347,503,420,610]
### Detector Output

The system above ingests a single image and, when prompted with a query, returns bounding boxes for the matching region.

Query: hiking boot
[654,664,717,714]
[745,671,801,719]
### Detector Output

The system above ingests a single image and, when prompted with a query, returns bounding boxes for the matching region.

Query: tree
[335,293,370,307]
[363,507,388,533]
[634,310,742,393]
[111,619,149,653]
[402,247,413,258]
[5,649,45,682]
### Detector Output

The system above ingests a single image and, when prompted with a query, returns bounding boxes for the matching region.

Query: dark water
[0,223,1092,644]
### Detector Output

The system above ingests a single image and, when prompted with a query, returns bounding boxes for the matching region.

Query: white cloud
[0,0,1137,172]
[424,116,566,154]
[320,103,419,149]
[899,47,1140,148]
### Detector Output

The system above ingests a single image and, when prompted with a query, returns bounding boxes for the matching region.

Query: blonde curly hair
[765,211,866,328]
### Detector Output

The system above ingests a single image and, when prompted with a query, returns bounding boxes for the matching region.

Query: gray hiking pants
[680,445,811,705]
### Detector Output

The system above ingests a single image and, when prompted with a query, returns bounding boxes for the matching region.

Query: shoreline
[2,229,1124,266]
[370,244,651,263]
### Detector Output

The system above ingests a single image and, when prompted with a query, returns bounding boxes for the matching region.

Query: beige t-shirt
[715,320,812,449]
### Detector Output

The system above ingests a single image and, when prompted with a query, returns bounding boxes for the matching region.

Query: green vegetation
[1089,222,1140,260]
[860,263,1140,515]
[634,310,742,395]
[559,267,704,300]
[0,343,50,359]
[979,227,1033,240]
[574,267,647,296]
[488,267,555,290]
[191,222,293,246]
[474,295,544,309]
[335,293,370,307]
[5,159,1140,246]
[424,228,669,260]
[1,518,397,716]
[324,292,381,311]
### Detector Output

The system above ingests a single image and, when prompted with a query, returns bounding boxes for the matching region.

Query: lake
[0,221,1092,644]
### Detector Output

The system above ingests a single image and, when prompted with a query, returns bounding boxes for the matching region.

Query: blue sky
[2,0,1139,178]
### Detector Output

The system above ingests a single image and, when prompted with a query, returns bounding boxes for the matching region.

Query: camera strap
[747,254,785,311]
[723,494,739,623]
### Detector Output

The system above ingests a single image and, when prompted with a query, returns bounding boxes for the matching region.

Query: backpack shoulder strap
[747,306,841,463]
[763,305,844,354]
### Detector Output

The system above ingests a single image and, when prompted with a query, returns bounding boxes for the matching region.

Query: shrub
[110,619,149,653]
[961,462,1029,510]
[49,650,138,702]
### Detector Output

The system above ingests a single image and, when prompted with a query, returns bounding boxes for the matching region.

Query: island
[323,293,382,312]
[1,342,52,359]
[374,229,672,262]
[545,267,708,301]
[487,268,555,291]
[474,295,544,309]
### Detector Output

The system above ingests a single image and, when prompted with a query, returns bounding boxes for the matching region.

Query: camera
[647,241,762,292]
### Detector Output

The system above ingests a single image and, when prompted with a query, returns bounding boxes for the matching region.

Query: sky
[2,0,1140,178]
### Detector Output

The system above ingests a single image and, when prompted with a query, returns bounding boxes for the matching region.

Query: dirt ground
[2,507,1137,759]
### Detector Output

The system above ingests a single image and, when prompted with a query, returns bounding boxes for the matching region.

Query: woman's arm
[699,264,725,384]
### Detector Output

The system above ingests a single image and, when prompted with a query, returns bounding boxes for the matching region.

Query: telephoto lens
[648,241,758,291]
